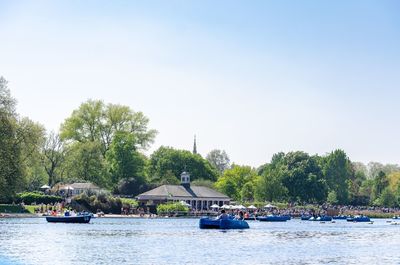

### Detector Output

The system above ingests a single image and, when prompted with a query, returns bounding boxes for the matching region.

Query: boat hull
[333,216,348,220]
[301,215,311,220]
[347,217,370,222]
[46,215,91,223]
[199,218,249,229]
[258,215,290,222]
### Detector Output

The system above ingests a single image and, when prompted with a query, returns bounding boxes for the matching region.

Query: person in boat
[217,209,229,220]
[236,211,244,221]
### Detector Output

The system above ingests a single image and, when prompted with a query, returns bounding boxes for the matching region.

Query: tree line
[1,76,400,207]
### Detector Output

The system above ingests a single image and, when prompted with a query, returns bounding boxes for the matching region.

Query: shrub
[157,202,189,215]
[72,193,122,214]
[121,198,138,208]
[16,192,63,205]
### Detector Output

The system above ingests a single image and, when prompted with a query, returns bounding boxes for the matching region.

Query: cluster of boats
[301,215,371,222]
[199,214,373,229]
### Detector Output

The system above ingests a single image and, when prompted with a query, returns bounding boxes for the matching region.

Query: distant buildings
[136,172,230,210]
[58,182,101,197]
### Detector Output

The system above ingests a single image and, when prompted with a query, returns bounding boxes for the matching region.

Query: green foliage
[41,132,65,186]
[106,131,147,192]
[373,171,389,200]
[0,77,46,201]
[149,146,218,183]
[255,173,287,202]
[255,153,288,202]
[215,165,259,201]
[206,149,230,174]
[379,188,397,207]
[16,192,62,205]
[241,182,256,202]
[0,204,28,213]
[191,179,215,189]
[327,190,338,205]
[62,141,109,187]
[120,198,138,208]
[156,202,189,214]
[60,100,157,154]
[72,192,122,214]
[115,178,148,196]
[281,152,327,203]
[322,149,352,204]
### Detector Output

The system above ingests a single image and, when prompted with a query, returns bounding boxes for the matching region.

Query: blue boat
[308,216,332,221]
[301,215,311,220]
[199,217,249,229]
[257,215,288,222]
[347,216,371,222]
[46,215,92,223]
[333,215,348,220]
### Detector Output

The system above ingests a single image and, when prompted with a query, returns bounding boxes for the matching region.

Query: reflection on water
[1,218,400,265]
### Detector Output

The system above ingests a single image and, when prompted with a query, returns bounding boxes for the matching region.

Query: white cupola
[180,171,191,188]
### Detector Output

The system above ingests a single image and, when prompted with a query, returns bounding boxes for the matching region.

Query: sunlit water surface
[1,218,400,265]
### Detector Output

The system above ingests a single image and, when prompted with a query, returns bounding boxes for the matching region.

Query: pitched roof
[136,185,230,200]
[69,182,100,190]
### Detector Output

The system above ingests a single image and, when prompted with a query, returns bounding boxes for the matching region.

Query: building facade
[136,172,230,210]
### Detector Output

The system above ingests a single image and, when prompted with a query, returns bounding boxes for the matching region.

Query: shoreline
[1,212,399,219]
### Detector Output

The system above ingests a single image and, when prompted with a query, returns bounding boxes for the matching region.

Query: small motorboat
[199,217,249,229]
[257,215,289,222]
[46,214,92,223]
[346,216,370,222]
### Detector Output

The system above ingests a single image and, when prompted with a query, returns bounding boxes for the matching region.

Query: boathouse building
[136,172,231,210]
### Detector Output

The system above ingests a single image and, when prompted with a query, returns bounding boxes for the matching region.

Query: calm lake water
[1,217,400,265]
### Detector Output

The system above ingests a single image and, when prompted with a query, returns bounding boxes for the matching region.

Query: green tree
[255,153,288,202]
[41,132,66,186]
[60,100,157,155]
[215,165,259,201]
[0,77,23,201]
[322,150,352,204]
[206,149,230,174]
[63,141,109,187]
[373,171,389,200]
[281,151,327,203]
[327,190,338,205]
[380,188,397,207]
[241,181,256,202]
[149,146,218,184]
[106,132,147,195]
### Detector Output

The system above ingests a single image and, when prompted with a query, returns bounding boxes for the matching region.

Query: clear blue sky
[0,0,399,166]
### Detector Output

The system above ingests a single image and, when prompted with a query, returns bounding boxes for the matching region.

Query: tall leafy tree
[0,77,24,200]
[60,100,157,155]
[281,152,327,203]
[106,131,147,195]
[62,141,109,187]
[322,150,353,204]
[149,146,218,184]
[206,149,230,174]
[41,132,66,186]
[215,165,259,201]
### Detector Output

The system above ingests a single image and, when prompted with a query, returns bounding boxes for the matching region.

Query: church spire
[193,135,197,154]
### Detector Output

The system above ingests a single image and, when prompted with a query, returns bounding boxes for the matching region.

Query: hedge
[16,192,63,205]
[157,202,189,215]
